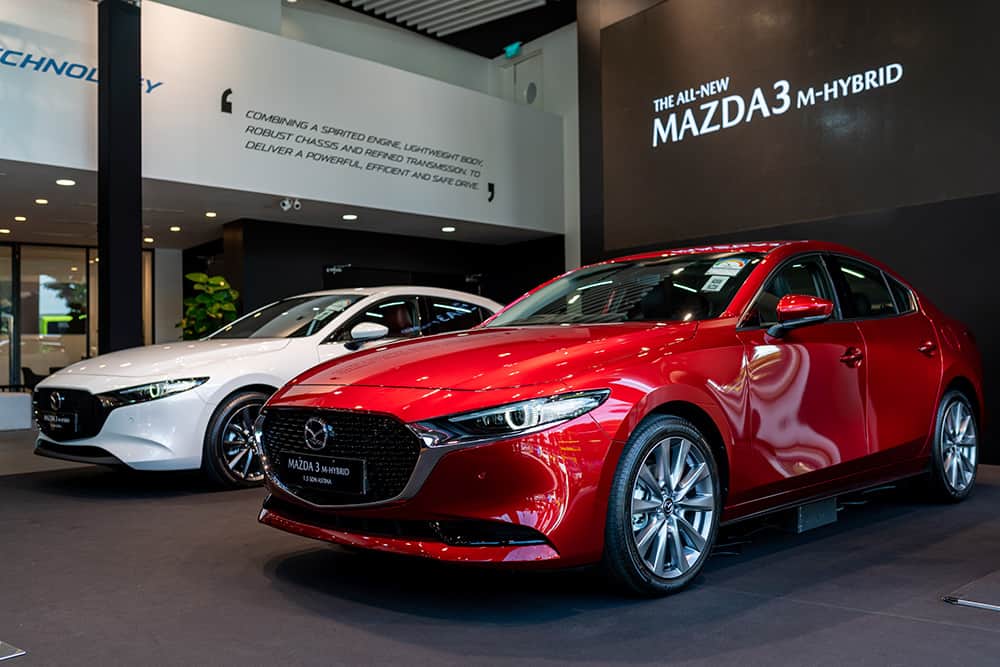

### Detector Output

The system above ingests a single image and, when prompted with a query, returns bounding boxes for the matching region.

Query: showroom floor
[2,429,1000,666]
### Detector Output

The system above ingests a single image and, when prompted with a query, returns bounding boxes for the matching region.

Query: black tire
[603,415,721,596]
[201,390,269,489]
[927,389,979,503]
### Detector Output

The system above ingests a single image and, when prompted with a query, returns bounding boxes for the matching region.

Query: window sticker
[701,275,729,292]
[706,258,747,277]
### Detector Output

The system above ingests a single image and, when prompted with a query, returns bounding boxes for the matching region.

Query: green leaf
[185,272,209,283]
[207,276,230,288]
[220,303,237,312]
[196,293,213,305]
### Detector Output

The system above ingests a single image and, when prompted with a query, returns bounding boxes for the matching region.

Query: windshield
[209,294,364,339]
[487,252,763,326]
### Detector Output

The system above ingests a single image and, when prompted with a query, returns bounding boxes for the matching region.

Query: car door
[735,254,869,496]
[826,255,942,463]
[316,295,422,363]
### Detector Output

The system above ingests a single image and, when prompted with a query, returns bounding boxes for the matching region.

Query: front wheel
[927,390,979,502]
[202,390,269,489]
[604,415,721,596]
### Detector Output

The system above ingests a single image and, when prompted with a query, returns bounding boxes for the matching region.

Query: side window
[748,256,833,327]
[332,297,421,342]
[421,299,487,336]
[830,257,897,319]
[887,276,915,314]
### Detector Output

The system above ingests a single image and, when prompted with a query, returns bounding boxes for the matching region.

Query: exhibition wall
[215,221,564,311]
[580,0,1000,456]
[1,0,564,237]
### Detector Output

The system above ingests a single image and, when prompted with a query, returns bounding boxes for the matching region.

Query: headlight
[413,389,610,447]
[98,377,209,408]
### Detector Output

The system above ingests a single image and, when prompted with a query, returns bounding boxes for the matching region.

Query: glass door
[0,246,12,386]
[19,246,88,389]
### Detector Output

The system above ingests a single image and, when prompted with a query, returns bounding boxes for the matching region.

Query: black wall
[219,220,563,311]
[579,0,1000,455]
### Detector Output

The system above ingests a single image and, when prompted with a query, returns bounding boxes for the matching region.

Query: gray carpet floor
[1,429,999,665]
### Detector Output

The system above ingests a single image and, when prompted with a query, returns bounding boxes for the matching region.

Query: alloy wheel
[629,435,716,579]
[940,398,977,493]
[221,403,264,483]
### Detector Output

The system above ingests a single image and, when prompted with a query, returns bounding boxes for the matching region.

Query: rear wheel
[928,390,978,502]
[604,415,721,596]
[202,390,269,489]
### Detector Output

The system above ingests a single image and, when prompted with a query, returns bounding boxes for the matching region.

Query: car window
[421,298,487,336]
[747,256,834,327]
[210,294,363,339]
[887,276,915,314]
[487,252,763,326]
[331,296,421,343]
[829,256,897,319]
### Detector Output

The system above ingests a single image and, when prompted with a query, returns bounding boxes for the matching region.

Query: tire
[604,415,721,596]
[927,389,979,502]
[201,390,269,489]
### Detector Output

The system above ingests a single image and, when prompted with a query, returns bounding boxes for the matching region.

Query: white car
[33,286,501,487]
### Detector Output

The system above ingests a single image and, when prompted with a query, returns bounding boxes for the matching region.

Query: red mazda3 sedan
[256,241,982,595]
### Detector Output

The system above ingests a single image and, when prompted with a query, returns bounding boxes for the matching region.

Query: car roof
[289,286,503,310]
[608,241,796,264]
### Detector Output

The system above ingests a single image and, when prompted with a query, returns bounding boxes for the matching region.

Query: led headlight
[413,389,610,447]
[98,377,209,408]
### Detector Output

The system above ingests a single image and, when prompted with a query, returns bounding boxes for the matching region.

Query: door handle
[918,340,938,357]
[840,347,864,367]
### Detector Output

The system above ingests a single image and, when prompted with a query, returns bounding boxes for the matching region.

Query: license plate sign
[279,452,366,495]
[38,411,78,434]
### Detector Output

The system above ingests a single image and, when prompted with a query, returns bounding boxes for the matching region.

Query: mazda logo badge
[49,392,64,411]
[304,417,332,451]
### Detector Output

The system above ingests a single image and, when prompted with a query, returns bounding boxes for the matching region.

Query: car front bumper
[33,389,211,471]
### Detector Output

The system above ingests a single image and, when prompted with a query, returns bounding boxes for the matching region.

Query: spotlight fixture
[56,179,76,187]
[13,216,26,222]
[143,237,154,244]
[205,211,217,218]
[441,226,456,233]
[35,198,48,205]
[71,266,79,272]
[169,226,181,232]
[0,229,10,235]
[342,214,358,221]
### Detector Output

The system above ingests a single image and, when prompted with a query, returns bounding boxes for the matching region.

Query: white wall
[494,24,581,268]
[156,0,493,93]
[281,0,493,94]
[153,249,183,343]
[154,0,281,34]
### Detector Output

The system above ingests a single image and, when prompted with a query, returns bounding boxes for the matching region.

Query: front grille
[33,388,110,441]
[261,407,422,505]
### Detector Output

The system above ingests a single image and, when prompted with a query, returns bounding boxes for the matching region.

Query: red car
[256,241,982,595]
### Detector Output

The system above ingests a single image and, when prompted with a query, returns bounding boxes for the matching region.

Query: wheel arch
[942,375,981,424]
[647,400,731,501]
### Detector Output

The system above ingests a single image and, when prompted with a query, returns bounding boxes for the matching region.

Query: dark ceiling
[330,1,576,58]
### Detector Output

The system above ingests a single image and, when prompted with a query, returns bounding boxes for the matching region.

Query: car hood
[293,323,698,391]
[54,339,293,379]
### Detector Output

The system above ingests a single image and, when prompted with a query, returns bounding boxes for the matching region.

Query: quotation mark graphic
[488,182,495,202]
[221,88,233,114]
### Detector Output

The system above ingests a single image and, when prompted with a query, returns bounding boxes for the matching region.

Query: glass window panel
[88,249,99,358]
[19,246,88,387]
[0,246,12,386]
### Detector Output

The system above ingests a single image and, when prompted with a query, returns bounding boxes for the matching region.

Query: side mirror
[349,321,390,345]
[767,295,834,338]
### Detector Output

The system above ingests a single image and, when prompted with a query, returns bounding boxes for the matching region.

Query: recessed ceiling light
[169,226,181,232]
[13,216,26,222]
[143,237,154,244]
[35,198,48,205]
[205,211,217,218]
[71,266,79,272]
[441,226,456,233]
[56,179,76,187]
[342,214,358,221]
[0,229,10,235]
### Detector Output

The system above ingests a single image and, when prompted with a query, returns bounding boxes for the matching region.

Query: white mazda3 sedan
[33,286,500,487]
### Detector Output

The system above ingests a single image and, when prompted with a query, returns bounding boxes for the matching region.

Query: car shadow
[5,465,253,500]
